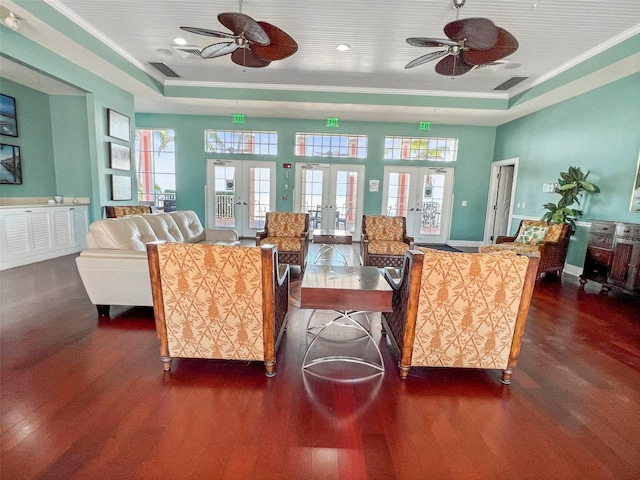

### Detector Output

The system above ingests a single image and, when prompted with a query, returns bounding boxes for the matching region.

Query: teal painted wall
[0,79,56,197]
[50,95,92,200]
[136,113,497,241]
[494,73,640,267]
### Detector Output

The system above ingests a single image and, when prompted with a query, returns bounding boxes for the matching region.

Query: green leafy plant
[541,166,600,230]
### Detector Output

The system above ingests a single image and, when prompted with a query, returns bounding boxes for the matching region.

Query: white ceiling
[2,0,640,125]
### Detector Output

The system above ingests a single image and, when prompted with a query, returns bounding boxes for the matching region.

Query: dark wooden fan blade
[231,48,271,68]
[435,55,473,76]
[406,37,459,48]
[180,26,234,39]
[462,27,518,65]
[200,42,238,59]
[218,12,270,45]
[405,50,449,69]
[251,22,298,61]
[444,17,498,50]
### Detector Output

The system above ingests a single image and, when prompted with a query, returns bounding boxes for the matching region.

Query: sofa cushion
[479,243,541,256]
[266,212,307,237]
[88,215,161,251]
[368,240,410,255]
[519,220,564,243]
[365,215,404,241]
[259,237,301,252]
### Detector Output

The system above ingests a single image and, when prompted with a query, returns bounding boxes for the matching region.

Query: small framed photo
[110,174,132,201]
[0,94,18,137]
[0,143,22,184]
[107,108,130,142]
[109,142,131,170]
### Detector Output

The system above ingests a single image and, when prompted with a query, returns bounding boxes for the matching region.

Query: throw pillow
[514,225,549,245]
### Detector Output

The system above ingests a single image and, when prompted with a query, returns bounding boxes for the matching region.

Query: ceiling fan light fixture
[173,37,187,46]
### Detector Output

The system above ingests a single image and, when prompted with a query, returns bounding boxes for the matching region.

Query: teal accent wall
[494,73,640,267]
[50,95,92,200]
[0,79,56,197]
[136,113,496,240]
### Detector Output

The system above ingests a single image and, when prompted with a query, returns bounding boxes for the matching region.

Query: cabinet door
[72,207,88,247]
[608,239,634,289]
[0,210,30,261]
[30,209,53,255]
[52,208,73,249]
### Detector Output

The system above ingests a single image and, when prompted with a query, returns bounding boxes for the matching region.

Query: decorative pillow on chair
[514,225,549,245]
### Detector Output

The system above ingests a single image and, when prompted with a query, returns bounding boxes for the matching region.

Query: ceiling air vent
[493,76,528,91]
[148,62,180,78]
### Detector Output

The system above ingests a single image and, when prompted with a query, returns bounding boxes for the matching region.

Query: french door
[382,166,454,244]
[294,163,365,238]
[205,160,276,238]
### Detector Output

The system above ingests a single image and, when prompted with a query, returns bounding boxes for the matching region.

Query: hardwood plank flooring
[1,247,639,479]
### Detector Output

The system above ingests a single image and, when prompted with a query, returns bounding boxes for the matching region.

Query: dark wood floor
[1,246,639,480]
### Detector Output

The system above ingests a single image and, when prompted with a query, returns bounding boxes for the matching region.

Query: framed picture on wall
[107,108,130,142]
[631,151,640,212]
[0,143,22,184]
[110,174,132,201]
[0,94,18,137]
[109,142,131,170]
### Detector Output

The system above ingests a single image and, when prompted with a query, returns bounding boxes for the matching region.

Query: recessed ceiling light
[335,44,351,52]
[156,48,172,57]
[173,37,187,46]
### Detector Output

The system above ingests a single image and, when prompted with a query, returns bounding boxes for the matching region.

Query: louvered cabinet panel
[29,210,53,255]
[52,208,73,249]
[72,207,88,247]
[0,210,30,260]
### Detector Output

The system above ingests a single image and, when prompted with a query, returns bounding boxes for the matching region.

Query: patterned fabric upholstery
[147,242,290,376]
[413,248,528,369]
[265,212,308,237]
[479,243,541,256]
[361,215,413,269]
[257,212,310,273]
[364,215,405,241]
[382,248,538,383]
[105,205,152,218]
[479,220,571,277]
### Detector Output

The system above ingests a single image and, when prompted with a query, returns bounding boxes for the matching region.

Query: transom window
[205,130,277,155]
[295,133,368,159]
[384,136,458,161]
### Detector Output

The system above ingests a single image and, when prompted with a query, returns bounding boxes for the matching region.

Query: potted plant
[541,166,600,231]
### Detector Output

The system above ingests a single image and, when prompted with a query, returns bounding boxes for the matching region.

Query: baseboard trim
[563,263,582,278]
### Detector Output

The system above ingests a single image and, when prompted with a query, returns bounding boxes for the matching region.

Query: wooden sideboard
[580,220,640,296]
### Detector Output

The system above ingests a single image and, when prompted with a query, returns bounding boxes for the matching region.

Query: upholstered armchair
[256,212,310,273]
[360,215,414,269]
[382,248,539,384]
[105,205,153,217]
[479,220,571,278]
[146,242,290,377]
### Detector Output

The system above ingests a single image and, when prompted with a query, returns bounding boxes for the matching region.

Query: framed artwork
[107,108,130,142]
[0,143,22,184]
[109,142,131,170]
[0,94,18,137]
[110,174,132,201]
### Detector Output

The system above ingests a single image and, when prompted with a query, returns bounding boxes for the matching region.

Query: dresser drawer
[586,246,612,265]
[587,233,613,249]
[615,223,640,239]
[589,221,615,235]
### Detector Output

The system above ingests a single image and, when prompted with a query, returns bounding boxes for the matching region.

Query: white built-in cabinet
[0,205,88,270]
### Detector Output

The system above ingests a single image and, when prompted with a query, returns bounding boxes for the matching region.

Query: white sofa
[76,210,239,316]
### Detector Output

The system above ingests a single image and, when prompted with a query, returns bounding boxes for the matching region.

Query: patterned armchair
[256,212,310,273]
[382,248,539,384]
[146,242,290,377]
[106,205,153,217]
[361,215,414,269]
[479,220,571,278]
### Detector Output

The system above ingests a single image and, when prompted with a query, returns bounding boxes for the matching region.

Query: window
[295,133,368,159]
[384,136,458,161]
[205,130,277,155]
[135,129,176,212]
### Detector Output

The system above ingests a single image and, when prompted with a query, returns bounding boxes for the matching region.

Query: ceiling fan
[405,0,518,76]
[179,3,297,68]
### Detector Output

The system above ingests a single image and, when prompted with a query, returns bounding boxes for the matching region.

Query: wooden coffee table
[300,264,392,372]
[312,229,352,264]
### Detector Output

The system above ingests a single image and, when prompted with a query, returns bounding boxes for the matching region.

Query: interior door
[294,163,365,238]
[206,160,275,238]
[382,166,454,244]
[484,159,518,244]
